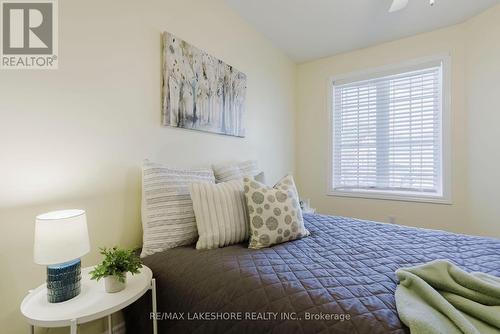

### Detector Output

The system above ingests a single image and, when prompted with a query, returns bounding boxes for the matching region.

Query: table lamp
[34,209,90,303]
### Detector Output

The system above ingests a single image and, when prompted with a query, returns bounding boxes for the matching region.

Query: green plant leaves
[89,247,142,283]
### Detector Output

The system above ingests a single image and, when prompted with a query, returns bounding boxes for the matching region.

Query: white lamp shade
[34,209,90,265]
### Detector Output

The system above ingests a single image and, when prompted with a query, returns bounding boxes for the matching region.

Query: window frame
[327,55,452,204]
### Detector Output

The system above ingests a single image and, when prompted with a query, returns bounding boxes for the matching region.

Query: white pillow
[212,160,264,183]
[190,180,249,249]
[141,160,215,257]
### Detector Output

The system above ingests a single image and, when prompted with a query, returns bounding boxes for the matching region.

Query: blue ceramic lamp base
[46,258,82,303]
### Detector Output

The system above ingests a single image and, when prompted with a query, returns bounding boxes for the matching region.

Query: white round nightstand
[21,266,157,334]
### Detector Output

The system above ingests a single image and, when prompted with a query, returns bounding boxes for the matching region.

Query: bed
[124,214,500,334]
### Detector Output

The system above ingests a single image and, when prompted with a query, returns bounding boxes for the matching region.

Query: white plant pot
[104,275,127,293]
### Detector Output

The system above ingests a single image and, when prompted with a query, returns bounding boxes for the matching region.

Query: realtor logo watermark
[0,0,58,69]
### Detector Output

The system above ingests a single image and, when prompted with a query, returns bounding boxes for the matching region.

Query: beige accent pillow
[244,174,310,249]
[213,160,264,183]
[190,180,249,250]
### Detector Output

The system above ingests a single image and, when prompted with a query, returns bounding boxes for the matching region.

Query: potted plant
[89,247,142,293]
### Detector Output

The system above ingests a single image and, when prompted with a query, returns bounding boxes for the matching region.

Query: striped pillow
[141,160,215,257]
[212,160,264,183]
[189,180,249,249]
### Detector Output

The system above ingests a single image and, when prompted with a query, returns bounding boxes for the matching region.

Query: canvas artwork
[162,32,247,137]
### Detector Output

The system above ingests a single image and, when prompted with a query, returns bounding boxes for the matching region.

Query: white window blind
[332,62,444,199]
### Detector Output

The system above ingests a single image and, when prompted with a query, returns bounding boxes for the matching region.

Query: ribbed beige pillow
[244,174,310,249]
[189,180,249,250]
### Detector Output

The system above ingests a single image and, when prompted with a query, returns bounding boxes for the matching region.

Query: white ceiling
[225,0,500,63]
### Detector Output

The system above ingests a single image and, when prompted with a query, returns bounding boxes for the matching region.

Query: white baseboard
[100,320,126,334]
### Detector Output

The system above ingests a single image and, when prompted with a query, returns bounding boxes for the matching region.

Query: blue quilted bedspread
[125,214,500,334]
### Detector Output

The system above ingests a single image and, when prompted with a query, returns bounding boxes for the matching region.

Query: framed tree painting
[162,32,247,137]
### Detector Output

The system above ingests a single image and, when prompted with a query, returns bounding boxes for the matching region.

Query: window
[329,57,450,203]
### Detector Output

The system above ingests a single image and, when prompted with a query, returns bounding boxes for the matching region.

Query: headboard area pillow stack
[140,159,308,256]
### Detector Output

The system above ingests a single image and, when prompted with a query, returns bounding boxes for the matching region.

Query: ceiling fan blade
[389,0,409,12]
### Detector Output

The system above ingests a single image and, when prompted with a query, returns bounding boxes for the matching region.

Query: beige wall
[464,6,500,242]
[295,4,500,238]
[0,0,296,332]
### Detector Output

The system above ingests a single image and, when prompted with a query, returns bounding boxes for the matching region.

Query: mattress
[124,214,500,334]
